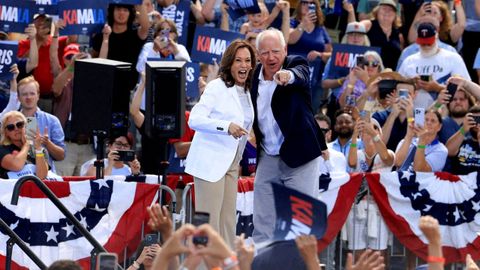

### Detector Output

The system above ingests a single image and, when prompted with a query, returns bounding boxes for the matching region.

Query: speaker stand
[93,130,108,180]
[157,139,170,206]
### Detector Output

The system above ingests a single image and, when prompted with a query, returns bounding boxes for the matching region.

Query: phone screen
[97,253,118,270]
[447,83,458,101]
[144,234,159,246]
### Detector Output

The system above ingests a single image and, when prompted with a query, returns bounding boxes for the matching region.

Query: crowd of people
[2,0,480,269]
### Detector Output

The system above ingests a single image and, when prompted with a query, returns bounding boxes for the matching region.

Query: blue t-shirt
[438,117,464,144]
[288,20,331,57]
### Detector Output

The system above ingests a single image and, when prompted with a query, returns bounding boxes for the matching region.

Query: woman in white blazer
[185,40,256,247]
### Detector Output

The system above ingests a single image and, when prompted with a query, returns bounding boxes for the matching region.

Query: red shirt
[18,36,67,96]
[169,111,195,144]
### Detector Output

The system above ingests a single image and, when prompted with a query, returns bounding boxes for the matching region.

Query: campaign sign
[159,0,190,46]
[146,58,198,102]
[34,0,59,17]
[0,0,35,34]
[0,41,17,81]
[192,26,244,65]
[272,183,327,242]
[225,0,261,21]
[109,0,142,4]
[328,44,381,78]
[58,0,108,35]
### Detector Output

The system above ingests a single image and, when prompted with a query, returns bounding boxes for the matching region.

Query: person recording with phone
[394,110,447,172]
[81,133,141,177]
[185,40,256,248]
[446,106,480,175]
[338,51,384,109]
[0,111,48,179]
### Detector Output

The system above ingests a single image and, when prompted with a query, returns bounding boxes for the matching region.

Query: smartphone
[144,233,159,246]
[356,55,365,68]
[160,29,170,43]
[346,95,356,107]
[359,110,370,122]
[115,150,135,162]
[192,212,210,246]
[414,108,425,127]
[26,117,37,141]
[308,3,316,14]
[398,89,409,99]
[97,252,118,270]
[447,83,458,101]
[420,75,431,82]
[473,115,480,124]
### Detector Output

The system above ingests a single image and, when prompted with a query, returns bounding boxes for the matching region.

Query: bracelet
[350,143,357,148]
[434,102,442,109]
[417,144,426,149]
[223,255,238,270]
[427,256,445,263]
[337,78,344,86]
[347,84,354,89]
[459,126,466,136]
[36,153,45,157]
[132,260,141,269]
[407,117,414,123]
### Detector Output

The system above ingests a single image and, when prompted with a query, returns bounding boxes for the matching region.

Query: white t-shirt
[80,158,132,176]
[319,148,347,173]
[398,49,471,109]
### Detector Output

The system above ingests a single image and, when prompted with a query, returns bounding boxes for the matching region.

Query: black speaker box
[71,58,132,137]
[145,61,186,138]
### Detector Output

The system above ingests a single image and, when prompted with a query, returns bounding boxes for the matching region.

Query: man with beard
[437,88,475,144]
[398,22,470,110]
[328,111,362,172]
[446,106,480,175]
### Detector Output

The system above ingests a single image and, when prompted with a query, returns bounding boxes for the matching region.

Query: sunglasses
[366,60,380,67]
[320,128,330,133]
[5,121,25,131]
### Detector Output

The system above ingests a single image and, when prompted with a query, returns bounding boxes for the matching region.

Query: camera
[473,115,480,124]
[378,79,398,99]
[115,150,135,162]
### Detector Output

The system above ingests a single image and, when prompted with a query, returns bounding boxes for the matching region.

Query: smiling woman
[185,39,256,247]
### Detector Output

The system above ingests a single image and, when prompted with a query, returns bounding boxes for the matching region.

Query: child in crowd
[240,1,290,43]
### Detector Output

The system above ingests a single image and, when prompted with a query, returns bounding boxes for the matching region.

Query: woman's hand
[194,224,233,260]
[228,123,248,139]
[102,24,112,39]
[147,204,173,239]
[415,125,436,146]
[235,233,254,270]
[462,113,476,133]
[25,24,37,40]
[353,66,369,84]
[10,64,19,81]
[34,128,42,151]
[418,215,441,245]
[307,50,322,62]
[107,149,119,163]
[129,158,141,175]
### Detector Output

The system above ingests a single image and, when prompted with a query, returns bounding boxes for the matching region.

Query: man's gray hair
[256,28,286,50]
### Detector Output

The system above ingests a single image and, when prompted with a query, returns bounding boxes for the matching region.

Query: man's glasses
[320,128,330,134]
[5,121,25,131]
[366,60,380,67]
[113,141,130,148]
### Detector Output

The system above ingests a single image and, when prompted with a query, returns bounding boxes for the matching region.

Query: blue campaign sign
[58,0,108,35]
[146,58,198,102]
[159,1,190,46]
[225,0,261,21]
[272,183,327,242]
[192,26,244,65]
[34,0,59,17]
[0,0,35,34]
[328,44,381,78]
[109,0,142,4]
[0,41,18,81]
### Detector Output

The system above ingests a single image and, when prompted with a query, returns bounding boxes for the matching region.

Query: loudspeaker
[71,58,132,136]
[145,61,186,138]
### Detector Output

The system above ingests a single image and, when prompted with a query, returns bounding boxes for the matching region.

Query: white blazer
[185,78,254,182]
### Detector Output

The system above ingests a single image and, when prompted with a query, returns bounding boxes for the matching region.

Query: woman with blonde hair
[408,0,465,47]
[0,111,48,179]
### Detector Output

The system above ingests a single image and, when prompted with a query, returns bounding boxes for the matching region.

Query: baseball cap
[63,43,80,58]
[378,0,397,11]
[345,22,366,34]
[416,22,436,46]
